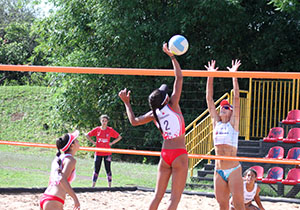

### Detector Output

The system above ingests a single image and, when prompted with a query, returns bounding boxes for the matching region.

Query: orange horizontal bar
[188,154,300,165]
[1,65,300,79]
[81,145,161,156]
[1,140,299,165]
[0,140,161,156]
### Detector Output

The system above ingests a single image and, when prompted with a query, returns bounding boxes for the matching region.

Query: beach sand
[0,190,299,210]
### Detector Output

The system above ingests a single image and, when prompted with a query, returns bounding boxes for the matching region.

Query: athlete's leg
[214,171,231,210]
[246,204,260,210]
[228,166,245,210]
[229,197,235,210]
[149,158,172,210]
[167,153,188,210]
[92,155,103,187]
[104,155,112,187]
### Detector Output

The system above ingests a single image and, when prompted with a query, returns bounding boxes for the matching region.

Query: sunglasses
[222,106,231,110]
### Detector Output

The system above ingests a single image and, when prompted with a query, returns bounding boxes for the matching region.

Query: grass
[0,85,205,192]
[1,86,297,198]
[0,143,194,190]
[0,86,58,145]
[0,144,159,188]
[0,144,207,191]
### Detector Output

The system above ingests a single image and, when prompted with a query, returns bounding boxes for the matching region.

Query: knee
[217,199,230,209]
[94,166,100,172]
[232,198,245,210]
[232,194,244,206]
[153,191,164,201]
[219,203,229,210]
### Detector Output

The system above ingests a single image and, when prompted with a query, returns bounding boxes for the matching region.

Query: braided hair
[55,134,70,174]
[148,89,168,133]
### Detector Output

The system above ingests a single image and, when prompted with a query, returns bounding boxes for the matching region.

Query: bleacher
[188,109,300,198]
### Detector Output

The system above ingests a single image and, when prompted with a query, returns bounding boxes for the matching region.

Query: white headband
[161,94,168,105]
[61,134,75,152]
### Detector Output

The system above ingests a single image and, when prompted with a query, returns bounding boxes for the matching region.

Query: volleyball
[168,35,189,56]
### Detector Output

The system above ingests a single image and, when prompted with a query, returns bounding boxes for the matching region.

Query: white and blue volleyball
[168,35,189,56]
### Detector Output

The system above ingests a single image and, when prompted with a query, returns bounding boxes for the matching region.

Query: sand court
[0,190,299,210]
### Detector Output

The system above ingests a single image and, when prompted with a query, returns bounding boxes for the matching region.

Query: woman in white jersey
[119,43,188,210]
[231,168,265,210]
[39,130,80,210]
[206,59,245,210]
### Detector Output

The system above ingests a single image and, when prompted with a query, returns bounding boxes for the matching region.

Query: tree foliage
[0,0,45,85]
[269,0,300,12]
[31,0,300,162]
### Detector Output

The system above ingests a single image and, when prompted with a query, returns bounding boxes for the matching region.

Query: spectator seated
[282,128,300,144]
[282,110,300,125]
[263,127,284,143]
[262,167,284,184]
[264,146,284,159]
[281,168,300,185]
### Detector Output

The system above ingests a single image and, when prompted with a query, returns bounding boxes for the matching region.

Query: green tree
[0,0,46,85]
[269,0,300,12]
[0,0,37,32]
[32,0,300,162]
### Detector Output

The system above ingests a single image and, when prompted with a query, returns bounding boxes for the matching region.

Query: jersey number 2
[164,120,170,131]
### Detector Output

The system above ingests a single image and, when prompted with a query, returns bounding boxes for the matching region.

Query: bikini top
[49,153,76,185]
[244,182,257,203]
[213,121,239,148]
[155,104,185,140]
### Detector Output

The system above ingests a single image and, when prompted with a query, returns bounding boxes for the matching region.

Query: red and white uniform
[156,104,185,140]
[87,126,120,156]
[41,154,75,209]
[49,154,76,185]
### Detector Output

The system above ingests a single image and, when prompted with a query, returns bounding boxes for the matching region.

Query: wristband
[170,55,176,59]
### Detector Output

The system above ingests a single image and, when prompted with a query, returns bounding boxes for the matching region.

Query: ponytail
[148,89,166,134]
[56,137,63,174]
[153,108,163,134]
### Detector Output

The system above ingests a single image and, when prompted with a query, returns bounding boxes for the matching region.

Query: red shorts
[161,148,188,166]
[40,194,64,209]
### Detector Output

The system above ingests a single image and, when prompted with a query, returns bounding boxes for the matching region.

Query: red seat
[285,147,300,160]
[282,128,300,144]
[281,168,300,185]
[250,165,264,180]
[282,110,300,124]
[262,167,284,184]
[264,146,284,159]
[263,127,284,143]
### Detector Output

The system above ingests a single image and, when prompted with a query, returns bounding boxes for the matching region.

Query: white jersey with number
[155,104,185,140]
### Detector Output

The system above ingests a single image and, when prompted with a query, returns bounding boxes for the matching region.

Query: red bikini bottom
[40,194,64,209]
[161,148,188,166]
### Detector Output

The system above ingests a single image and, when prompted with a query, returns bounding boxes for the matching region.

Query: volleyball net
[1,64,300,79]
[1,140,299,165]
[0,64,300,194]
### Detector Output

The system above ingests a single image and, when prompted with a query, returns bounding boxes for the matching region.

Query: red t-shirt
[87,126,120,156]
